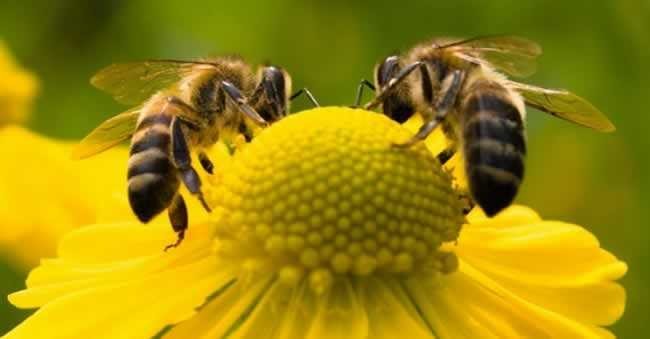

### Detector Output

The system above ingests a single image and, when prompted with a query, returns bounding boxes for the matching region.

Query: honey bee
[361,36,615,216]
[73,57,312,249]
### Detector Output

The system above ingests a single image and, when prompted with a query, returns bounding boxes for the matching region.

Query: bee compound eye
[377,56,401,87]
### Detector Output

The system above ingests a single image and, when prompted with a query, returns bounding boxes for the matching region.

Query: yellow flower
[0,126,133,268]
[0,41,38,125]
[4,107,626,338]
[0,125,209,269]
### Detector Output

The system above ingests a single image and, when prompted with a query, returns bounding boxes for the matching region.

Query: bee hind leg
[436,145,456,165]
[165,194,188,251]
[198,151,214,174]
[394,70,464,148]
[171,116,212,213]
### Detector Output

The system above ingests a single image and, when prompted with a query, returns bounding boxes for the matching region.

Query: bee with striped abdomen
[362,36,615,216]
[73,57,306,249]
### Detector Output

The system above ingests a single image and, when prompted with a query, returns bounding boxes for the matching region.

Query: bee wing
[446,36,542,78]
[509,81,616,132]
[91,60,215,105]
[71,107,141,160]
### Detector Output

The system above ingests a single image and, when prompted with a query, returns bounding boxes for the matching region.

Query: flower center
[207,107,464,293]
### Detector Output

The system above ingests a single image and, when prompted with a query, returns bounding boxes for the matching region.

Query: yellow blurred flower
[0,41,38,125]
[0,126,133,268]
[4,108,626,338]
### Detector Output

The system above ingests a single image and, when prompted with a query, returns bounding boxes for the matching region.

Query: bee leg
[436,145,456,165]
[170,116,212,213]
[290,88,320,108]
[165,194,188,251]
[394,70,464,148]
[198,151,214,174]
[221,81,269,126]
[364,61,428,110]
[352,79,375,108]
[237,121,254,142]
[459,193,475,215]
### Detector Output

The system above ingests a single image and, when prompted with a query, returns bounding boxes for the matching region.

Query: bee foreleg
[394,70,464,147]
[290,88,320,108]
[198,151,214,174]
[222,81,268,126]
[353,79,375,108]
[170,117,212,213]
[435,70,464,114]
[364,61,427,110]
[165,194,188,251]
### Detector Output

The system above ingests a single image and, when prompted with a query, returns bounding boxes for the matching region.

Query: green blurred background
[0,0,647,336]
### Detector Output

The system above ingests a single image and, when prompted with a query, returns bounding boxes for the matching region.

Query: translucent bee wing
[91,60,215,105]
[508,81,616,132]
[71,107,141,159]
[459,50,538,78]
[445,36,542,57]
[446,36,542,78]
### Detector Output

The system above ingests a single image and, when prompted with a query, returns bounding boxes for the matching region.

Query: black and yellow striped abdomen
[461,82,526,216]
[127,113,179,222]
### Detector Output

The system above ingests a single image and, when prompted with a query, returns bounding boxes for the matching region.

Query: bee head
[372,55,417,123]
[374,55,401,90]
[252,65,292,122]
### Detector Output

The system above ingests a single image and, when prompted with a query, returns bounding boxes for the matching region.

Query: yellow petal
[227,282,296,339]
[56,220,214,263]
[10,221,217,308]
[405,264,616,339]
[160,280,238,339]
[493,278,625,326]
[456,207,627,327]
[450,262,615,338]
[226,279,371,339]
[405,277,504,339]
[304,279,369,339]
[272,283,316,339]
[5,256,222,339]
[164,277,274,339]
[456,204,627,327]
[359,277,434,339]
[458,205,626,283]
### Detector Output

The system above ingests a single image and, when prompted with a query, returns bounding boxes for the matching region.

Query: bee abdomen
[462,90,526,216]
[127,114,179,223]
